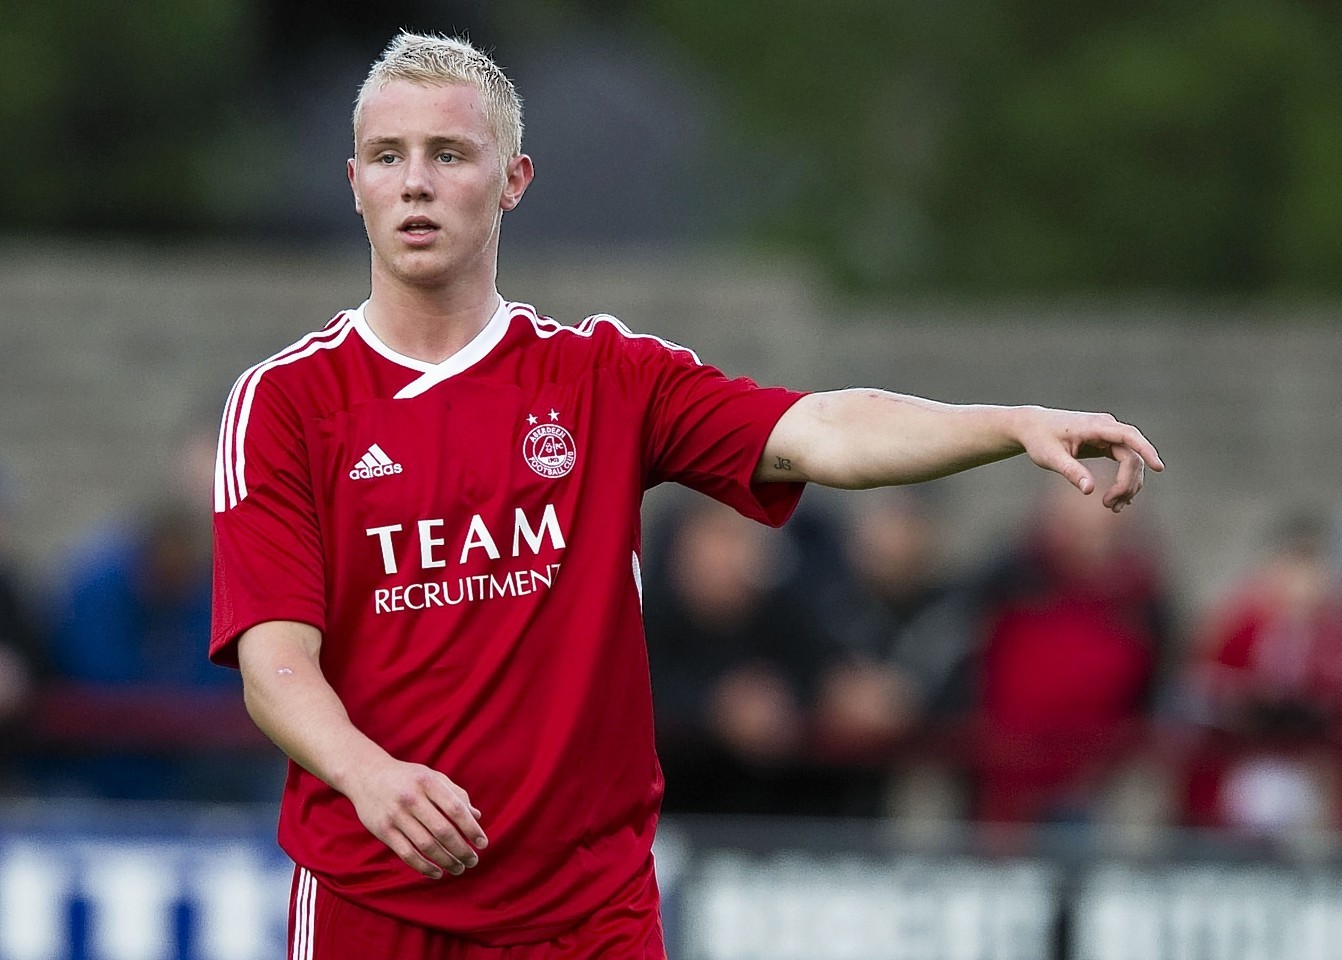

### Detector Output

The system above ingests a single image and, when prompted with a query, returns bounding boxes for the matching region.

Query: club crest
[523,419,577,478]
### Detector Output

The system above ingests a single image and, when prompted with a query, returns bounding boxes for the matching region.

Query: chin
[381,251,457,289]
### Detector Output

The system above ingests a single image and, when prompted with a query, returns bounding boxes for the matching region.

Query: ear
[347,158,363,215]
[500,154,534,212]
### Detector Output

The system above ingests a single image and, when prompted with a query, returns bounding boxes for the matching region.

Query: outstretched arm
[237,621,488,879]
[756,389,1163,511]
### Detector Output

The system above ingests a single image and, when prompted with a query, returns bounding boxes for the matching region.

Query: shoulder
[215,311,358,512]
[505,301,702,368]
[221,310,362,431]
[225,310,360,405]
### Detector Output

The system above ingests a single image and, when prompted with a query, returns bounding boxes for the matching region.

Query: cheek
[357,175,396,209]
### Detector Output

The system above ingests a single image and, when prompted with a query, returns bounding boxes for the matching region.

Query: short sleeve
[633,331,807,526]
[210,373,325,667]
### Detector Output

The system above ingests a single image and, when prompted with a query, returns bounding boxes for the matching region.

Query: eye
[437,152,458,163]
[375,153,398,164]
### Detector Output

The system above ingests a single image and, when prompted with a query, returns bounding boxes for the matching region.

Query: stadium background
[4,1,1342,957]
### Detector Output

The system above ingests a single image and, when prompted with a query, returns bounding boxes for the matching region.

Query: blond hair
[353,31,524,160]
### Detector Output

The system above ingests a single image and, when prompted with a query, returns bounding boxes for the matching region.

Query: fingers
[390,781,485,880]
[423,775,488,851]
[1092,418,1164,473]
[369,799,475,880]
[1023,408,1161,512]
[1101,446,1146,512]
[1128,429,1164,473]
[1033,446,1096,496]
[402,804,479,876]
[361,766,488,880]
[387,824,465,880]
[1072,468,1095,496]
[1037,442,1146,512]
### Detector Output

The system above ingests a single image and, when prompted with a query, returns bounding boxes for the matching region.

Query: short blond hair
[353,31,524,160]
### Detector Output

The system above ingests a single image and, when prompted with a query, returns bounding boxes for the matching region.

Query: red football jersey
[211,298,805,941]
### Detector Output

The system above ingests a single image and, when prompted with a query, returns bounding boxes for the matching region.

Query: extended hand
[1014,407,1164,512]
[344,758,488,880]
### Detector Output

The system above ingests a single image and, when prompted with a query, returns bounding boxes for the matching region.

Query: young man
[211,31,1163,960]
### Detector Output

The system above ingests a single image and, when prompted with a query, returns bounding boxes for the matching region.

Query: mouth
[399,216,441,239]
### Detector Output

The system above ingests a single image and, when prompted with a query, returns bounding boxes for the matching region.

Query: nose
[401,153,434,201]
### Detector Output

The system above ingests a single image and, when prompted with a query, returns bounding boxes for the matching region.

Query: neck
[364,268,502,364]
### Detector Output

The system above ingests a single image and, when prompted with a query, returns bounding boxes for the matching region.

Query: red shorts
[286,862,666,960]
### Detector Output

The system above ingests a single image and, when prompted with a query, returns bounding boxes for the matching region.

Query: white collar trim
[349,298,512,398]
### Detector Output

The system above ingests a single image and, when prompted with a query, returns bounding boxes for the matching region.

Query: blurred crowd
[3,440,1342,846]
[0,423,280,804]
[644,483,1342,845]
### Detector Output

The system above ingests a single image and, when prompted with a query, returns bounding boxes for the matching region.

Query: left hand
[1013,407,1164,512]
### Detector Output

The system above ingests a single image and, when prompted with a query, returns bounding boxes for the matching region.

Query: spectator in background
[0,465,45,792]
[1182,513,1342,837]
[644,497,854,816]
[50,501,215,689]
[969,478,1173,826]
[40,421,275,801]
[813,487,979,818]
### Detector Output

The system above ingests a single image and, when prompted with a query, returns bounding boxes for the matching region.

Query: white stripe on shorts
[292,867,317,960]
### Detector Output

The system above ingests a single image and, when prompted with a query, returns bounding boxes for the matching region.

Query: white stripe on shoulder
[214,314,355,513]
[518,307,702,366]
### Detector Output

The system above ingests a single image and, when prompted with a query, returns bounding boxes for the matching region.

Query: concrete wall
[3,243,1338,619]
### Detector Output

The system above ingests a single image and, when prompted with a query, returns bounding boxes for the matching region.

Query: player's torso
[285,309,649,751]
[310,368,626,623]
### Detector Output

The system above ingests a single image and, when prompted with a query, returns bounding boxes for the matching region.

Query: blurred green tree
[0,0,275,234]
[642,0,1342,295]
[9,0,1341,295]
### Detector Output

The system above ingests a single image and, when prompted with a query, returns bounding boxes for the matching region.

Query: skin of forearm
[238,621,390,797]
[781,389,1027,489]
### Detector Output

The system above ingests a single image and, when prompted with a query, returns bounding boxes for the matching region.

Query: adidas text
[350,462,404,480]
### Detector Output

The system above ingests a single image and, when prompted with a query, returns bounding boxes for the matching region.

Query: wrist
[325,733,392,797]
[983,403,1031,456]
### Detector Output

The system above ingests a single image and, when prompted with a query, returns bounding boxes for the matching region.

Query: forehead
[357,79,494,145]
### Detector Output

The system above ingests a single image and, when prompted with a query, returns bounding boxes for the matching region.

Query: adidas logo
[348,443,404,480]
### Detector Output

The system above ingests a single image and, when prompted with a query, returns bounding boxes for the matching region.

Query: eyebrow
[360,134,484,150]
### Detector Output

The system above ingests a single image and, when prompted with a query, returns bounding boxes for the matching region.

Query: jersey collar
[349,297,512,399]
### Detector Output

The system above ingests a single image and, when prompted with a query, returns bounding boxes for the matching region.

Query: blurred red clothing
[1183,540,1342,832]
[971,491,1169,824]
[1199,579,1342,726]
